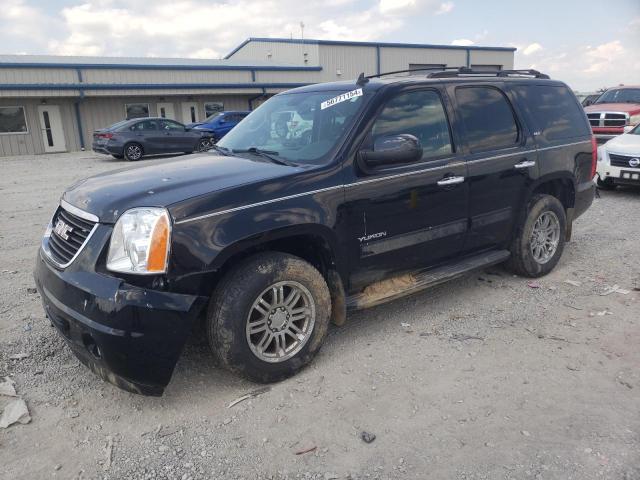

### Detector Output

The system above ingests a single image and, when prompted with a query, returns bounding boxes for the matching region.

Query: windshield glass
[595,88,640,104]
[218,88,366,164]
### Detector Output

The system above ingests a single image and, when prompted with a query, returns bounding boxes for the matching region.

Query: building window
[125,103,150,120]
[470,64,502,71]
[204,102,224,118]
[0,106,28,134]
[408,64,446,75]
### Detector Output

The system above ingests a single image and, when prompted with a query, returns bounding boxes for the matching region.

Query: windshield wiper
[209,144,231,156]
[233,147,296,166]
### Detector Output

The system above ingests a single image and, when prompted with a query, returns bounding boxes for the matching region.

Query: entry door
[181,102,198,124]
[37,105,66,153]
[345,88,468,290]
[157,102,175,120]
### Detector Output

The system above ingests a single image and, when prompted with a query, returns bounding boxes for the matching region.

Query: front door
[37,105,66,153]
[448,84,537,253]
[344,88,468,290]
[159,119,195,152]
[181,102,199,124]
[157,102,175,120]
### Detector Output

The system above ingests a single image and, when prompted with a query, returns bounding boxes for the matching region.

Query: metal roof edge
[224,37,517,57]
[0,82,312,91]
[0,61,321,71]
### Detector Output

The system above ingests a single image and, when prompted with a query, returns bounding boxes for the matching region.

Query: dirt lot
[1,151,639,480]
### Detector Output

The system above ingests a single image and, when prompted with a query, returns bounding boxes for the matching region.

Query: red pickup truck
[584,86,640,143]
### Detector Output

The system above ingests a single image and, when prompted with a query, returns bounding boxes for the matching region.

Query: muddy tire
[206,252,331,383]
[507,194,566,278]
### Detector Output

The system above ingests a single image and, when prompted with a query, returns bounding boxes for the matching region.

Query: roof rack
[356,67,550,83]
[427,67,550,79]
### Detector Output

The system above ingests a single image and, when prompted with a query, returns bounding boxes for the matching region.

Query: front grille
[587,112,628,128]
[609,153,640,168]
[47,206,97,265]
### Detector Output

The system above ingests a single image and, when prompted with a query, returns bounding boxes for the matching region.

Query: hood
[604,133,640,154]
[62,154,301,223]
[584,102,640,114]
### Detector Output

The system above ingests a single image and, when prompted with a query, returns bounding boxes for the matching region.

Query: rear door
[344,87,469,290]
[130,119,161,153]
[448,83,538,253]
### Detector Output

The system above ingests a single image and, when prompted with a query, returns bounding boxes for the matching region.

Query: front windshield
[595,88,640,104]
[218,88,366,164]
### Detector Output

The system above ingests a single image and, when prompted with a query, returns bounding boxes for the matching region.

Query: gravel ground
[1,151,639,480]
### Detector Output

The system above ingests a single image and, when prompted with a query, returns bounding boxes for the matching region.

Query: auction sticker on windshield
[321,88,363,110]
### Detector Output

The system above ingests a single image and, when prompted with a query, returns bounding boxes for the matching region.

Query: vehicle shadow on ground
[95,153,194,164]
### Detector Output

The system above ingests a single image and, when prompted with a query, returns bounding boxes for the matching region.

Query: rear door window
[372,90,453,161]
[513,84,590,141]
[455,86,519,153]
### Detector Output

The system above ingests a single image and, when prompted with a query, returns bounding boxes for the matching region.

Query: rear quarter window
[514,85,590,141]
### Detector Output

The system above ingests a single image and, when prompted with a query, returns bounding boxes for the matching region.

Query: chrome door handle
[514,160,536,169]
[437,176,465,186]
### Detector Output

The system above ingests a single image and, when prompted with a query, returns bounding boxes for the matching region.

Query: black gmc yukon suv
[34,68,596,395]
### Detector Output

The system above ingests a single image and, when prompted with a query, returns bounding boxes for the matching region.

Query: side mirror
[623,125,635,134]
[359,134,423,169]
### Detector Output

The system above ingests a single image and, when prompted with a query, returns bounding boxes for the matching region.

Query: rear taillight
[590,135,597,179]
[97,133,114,139]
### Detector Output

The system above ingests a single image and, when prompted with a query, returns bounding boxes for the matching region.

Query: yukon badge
[358,231,387,243]
[54,218,73,240]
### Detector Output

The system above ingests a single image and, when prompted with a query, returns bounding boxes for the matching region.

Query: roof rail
[427,68,550,79]
[367,66,466,79]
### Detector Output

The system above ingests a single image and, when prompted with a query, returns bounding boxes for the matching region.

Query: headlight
[107,208,171,274]
[629,113,640,126]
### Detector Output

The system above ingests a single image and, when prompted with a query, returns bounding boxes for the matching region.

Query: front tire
[507,194,566,278]
[196,137,213,152]
[206,252,331,383]
[124,143,143,161]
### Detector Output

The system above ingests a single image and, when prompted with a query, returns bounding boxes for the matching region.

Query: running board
[346,249,510,311]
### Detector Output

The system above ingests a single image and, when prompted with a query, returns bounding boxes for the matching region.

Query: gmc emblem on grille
[629,158,640,168]
[54,219,73,240]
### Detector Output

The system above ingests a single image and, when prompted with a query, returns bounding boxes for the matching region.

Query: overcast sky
[1,0,638,91]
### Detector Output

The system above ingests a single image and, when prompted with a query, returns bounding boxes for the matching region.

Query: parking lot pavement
[1,151,639,480]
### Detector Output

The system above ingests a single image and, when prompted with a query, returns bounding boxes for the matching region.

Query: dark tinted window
[514,85,590,141]
[160,120,184,131]
[455,86,519,152]
[130,120,157,131]
[372,90,452,160]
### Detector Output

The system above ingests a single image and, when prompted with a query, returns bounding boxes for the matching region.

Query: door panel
[343,88,469,290]
[157,102,175,120]
[37,105,66,153]
[181,102,198,124]
[448,83,538,252]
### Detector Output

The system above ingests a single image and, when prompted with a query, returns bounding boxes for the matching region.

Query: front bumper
[34,244,207,396]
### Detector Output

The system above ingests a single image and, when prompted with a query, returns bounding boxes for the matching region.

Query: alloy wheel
[530,211,560,264]
[245,281,316,363]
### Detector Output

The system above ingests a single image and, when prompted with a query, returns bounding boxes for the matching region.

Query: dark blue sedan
[92,117,215,161]
[188,111,250,142]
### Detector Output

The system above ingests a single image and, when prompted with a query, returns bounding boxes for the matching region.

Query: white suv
[596,124,640,189]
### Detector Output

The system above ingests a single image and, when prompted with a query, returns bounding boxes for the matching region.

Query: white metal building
[0,37,515,156]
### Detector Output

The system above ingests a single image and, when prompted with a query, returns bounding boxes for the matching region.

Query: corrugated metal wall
[318,45,378,82]
[379,47,467,71]
[82,69,253,84]
[469,50,514,69]
[227,41,320,66]
[0,98,80,156]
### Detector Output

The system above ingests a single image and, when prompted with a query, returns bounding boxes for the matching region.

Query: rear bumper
[92,142,122,156]
[34,249,207,396]
[574,180,595,220]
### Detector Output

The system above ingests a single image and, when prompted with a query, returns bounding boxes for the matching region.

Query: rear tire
[507,194,566,278]
[596,177,616,190]
[123,143,143,161]
[206,252,331,383]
